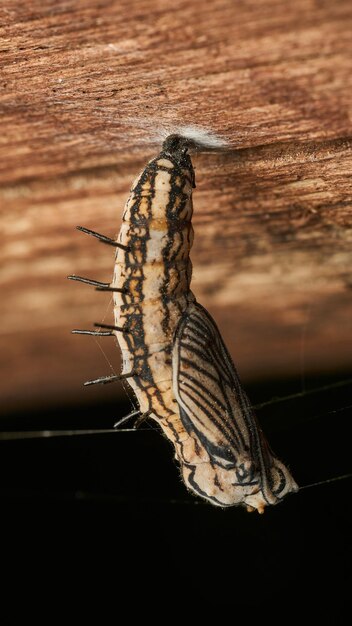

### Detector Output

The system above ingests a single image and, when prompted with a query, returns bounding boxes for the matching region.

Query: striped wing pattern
[172,302,298,509]
[173,302,260,471]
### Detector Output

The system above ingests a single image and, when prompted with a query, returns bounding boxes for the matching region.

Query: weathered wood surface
[1,0,351,412]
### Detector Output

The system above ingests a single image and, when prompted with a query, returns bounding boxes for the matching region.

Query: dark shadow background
[1,373,350,619]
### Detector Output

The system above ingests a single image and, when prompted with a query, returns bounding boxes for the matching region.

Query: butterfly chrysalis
[69,134,298,512]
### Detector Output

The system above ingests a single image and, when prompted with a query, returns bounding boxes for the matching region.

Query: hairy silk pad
[71,135,298,513]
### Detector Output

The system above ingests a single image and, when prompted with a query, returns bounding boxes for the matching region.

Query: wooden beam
[1,0,351,410]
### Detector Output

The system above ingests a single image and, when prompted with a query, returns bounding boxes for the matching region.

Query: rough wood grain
[1,0,351,412]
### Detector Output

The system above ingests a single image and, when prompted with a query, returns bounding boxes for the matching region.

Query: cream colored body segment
[112,158,194,438]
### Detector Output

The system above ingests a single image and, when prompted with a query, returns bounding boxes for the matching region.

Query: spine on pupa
[111,135,196,430]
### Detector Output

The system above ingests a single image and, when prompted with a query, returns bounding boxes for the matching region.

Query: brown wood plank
[1,0,351,411]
